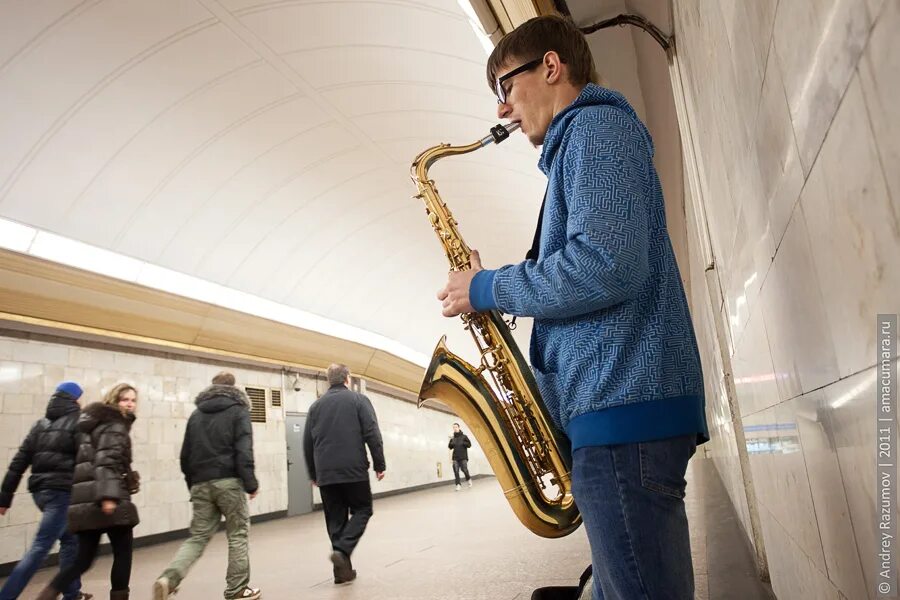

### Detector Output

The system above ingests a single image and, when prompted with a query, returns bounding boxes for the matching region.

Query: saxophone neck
[411,122,521,182]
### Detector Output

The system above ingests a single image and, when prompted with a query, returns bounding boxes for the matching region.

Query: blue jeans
[572,435,696,600]
[0,489,81,600]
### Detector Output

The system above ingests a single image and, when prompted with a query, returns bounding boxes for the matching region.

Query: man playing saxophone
[437,15,708,600]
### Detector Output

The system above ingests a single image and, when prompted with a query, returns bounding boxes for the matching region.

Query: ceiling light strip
[0,216,427,366]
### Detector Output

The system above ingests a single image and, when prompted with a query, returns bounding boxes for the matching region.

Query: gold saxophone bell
[411,124,581,538]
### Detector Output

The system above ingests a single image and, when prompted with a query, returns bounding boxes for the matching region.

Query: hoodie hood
[46,391,81,420]
[538,83,653,176]
[195,384,249,414]
[78,402,135,433]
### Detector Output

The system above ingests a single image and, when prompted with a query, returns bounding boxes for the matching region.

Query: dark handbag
[123,470,141,494]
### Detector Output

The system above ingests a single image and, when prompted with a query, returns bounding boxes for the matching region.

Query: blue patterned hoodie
[470,84,708,449]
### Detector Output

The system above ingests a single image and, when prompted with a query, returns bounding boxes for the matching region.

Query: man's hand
[0,507,8,516]
[249,491,259,500]
[376,471,385,481]
[311,481,317,487]
[437,250,483,317]
[101,500,117,515]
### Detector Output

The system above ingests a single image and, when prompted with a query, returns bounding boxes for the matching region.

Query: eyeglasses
[495,58,543,104]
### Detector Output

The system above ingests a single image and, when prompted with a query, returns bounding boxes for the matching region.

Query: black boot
[330,550,356,584]
[109,589,129,600]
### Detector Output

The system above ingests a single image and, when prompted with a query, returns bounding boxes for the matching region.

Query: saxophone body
[411,124,581,538]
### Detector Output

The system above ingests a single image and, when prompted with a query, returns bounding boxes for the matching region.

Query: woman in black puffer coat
[37,383,140,600]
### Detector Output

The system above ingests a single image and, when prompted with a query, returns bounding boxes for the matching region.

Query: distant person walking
[448,423,472,491]
[303,364,386,585]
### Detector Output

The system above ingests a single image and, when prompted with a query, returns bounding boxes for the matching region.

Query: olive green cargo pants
[161,478,251,598]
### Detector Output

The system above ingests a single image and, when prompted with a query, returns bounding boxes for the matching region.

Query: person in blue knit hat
[438,15,708,600]
[0,382,92,600]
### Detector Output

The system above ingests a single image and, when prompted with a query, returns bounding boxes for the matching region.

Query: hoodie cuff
[470,270,498,312]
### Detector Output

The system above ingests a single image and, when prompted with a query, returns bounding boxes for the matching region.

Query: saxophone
[411,123,581,538]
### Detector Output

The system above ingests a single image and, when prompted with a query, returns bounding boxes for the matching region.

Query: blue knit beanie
[55,381,83,400]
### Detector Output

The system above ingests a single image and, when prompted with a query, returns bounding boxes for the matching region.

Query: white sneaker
[467,480,472,488]
[227,587,261,600]
[152,577,173,600]
[455,484,461,491]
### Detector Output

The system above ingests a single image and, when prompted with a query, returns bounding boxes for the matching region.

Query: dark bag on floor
[530,565,593,600]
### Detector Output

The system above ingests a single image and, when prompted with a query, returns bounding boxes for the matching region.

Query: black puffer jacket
[180,384,258,493]
[0,392,81,508]
[68,403,139,533]
[448,431,472,461]
[303,384,386,486]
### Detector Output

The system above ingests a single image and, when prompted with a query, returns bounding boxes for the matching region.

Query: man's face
[495,56,554,146]
[453,424,460,433]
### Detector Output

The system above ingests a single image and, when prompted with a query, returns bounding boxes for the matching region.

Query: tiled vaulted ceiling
[0,0,546,361]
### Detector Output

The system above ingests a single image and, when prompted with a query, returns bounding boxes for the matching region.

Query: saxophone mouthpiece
[482,122,521,146]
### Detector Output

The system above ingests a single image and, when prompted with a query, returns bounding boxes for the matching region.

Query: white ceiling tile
[284,46,485,92]
[223,160,398,294]
[238,2,477,57]
[56,65,299,255]
[0,0,214,197]
[0,0,83,67]
[322,82,494,120]
[164,124,366,277]
[1,24,267,244]
[118,95,332,260]
[354,110,495,145]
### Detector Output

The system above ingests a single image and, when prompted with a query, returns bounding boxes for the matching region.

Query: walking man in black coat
[153,372,260,600]
[0,382,91,600]
[303,364,386,585]
[448,423,472,491]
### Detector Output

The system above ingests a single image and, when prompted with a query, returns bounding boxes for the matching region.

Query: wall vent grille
[245,386,267,423]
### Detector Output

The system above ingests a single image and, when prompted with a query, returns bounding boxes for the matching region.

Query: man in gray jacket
[303,364,386,585]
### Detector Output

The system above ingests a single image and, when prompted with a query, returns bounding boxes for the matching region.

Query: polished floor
[5,458,773,599]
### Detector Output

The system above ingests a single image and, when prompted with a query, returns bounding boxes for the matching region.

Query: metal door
[286,414,313,516]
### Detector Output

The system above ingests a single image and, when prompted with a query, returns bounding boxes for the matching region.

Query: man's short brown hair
[486,15,596,91]
[212,371,236,386]
[326,364,351,386]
